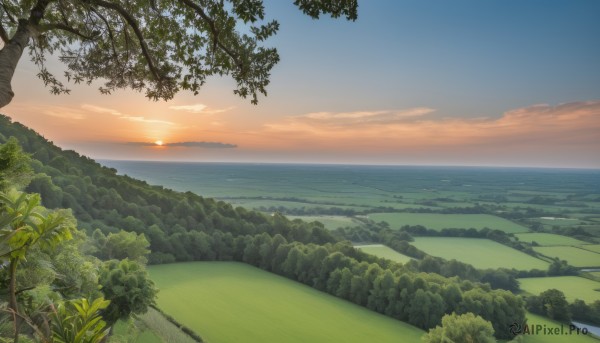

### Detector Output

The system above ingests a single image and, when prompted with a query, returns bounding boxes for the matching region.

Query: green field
[355,244,413,263]
[533,246,600,267]
[368,213,529,233]
[149,262,424,343]
[522,312,599,343]
[516,233,589,246]
[287,215,360,229]
[518,276,600,303]
[411,237,549,270]
[110,307,196,343]
[581,245,600,254]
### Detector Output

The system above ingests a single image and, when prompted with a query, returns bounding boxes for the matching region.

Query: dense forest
[1,115,599,342]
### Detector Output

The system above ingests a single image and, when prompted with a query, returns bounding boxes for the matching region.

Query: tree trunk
[0,20,31,109]
[8,257,21,343]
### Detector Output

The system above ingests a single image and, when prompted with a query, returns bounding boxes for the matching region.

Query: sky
[3,0,600,168]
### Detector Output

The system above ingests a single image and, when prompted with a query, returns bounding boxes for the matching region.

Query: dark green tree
[98,259,157,325]
[423,312,495,343]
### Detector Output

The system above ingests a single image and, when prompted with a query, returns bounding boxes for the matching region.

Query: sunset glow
[2,1,599,168]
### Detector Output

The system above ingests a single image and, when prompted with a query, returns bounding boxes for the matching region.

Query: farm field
[533,246,600,267]
[518,276,600,303]
[522,312,599,343]
[149,262,425,343]
[516,233,590,246]
[411,237,549,270]
[368,213,529,233]
[581,245,600,254]
[355,244,413,263]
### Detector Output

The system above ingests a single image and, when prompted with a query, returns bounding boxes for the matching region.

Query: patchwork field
[149,262,424,343]
[368,213,529,233]
[533,246,600,267]
[518,276,600,303]
[581,245,600,254]
[411,237,549,270]
[355,244,413,263]
[516,233,589,246]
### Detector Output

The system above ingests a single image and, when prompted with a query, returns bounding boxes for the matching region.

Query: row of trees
[1,115,336,262]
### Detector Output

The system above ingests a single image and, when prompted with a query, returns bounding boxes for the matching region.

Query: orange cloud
[257,101,600,153]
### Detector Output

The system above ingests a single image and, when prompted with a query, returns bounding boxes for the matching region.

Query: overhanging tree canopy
[0,0,358,108]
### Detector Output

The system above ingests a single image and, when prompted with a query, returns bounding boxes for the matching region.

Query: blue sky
[5,0,600,167]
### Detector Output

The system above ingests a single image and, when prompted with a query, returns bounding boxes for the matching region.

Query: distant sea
[99,160,600,200]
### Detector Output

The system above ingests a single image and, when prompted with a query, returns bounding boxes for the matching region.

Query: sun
[155,140,164,146]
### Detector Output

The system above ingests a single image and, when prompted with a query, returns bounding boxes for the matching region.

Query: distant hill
[0,114,335,263]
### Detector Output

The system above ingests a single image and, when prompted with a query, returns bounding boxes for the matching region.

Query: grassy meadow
[411,237,549,270]
[149,262,425,343]
[355,244,413,263]
[533,246,600,268]
[110,307,196,343]
[518,276,600,303]
[516,233,590,246]
[368,213,529,233]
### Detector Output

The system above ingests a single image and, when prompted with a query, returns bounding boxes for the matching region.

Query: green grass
[149,262,425,343]
[516,233,589,246]
[368,213,529,233]
[110,307,198,343]
[533,246,600,267]
[522,312,599,343]
[355,244,413,263]
[287,215,361,229]
[110,317,163,343]
[580,245,600,254]
[411,237,549,270]
[518,276,600,303]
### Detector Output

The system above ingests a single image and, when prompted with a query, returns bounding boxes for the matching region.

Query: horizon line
[97,158,600,172]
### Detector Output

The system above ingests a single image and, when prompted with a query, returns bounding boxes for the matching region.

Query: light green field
[533,246,600,267]
[355,244,413,263]
[287,215,360,229]
[368,213,529,233]
[110,307,197,343]
[411,237,549,270]
[149,262,425,343]
[522,312,599,343]
[518,276,600,303]
[516,233,589,246]
[581,245,600,254]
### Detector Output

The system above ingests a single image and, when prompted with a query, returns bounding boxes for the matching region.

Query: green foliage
[51,297,111,343]
[0,137,31,191]
[422,312,495,343]
[99,259,157,326]
[0,189,74,260]
[92,229,150,264]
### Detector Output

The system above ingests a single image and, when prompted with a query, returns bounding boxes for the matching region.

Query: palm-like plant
[0,189,75,343]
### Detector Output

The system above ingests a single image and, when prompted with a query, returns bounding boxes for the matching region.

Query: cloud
[81,103,175,125]
[169,103,235,114]
[119,116,175,125]
[126,141,237,148]
[81,104,122,116]
[259,101,600,151]
[266,107,435,132]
